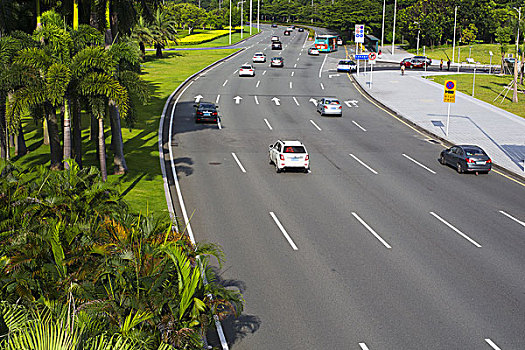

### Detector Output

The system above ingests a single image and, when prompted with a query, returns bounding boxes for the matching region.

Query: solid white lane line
[294,63,297,68]
[291,71,295,77]
[320,82,325,90]
[319,54,328,78]
[270,212,298,250]
[310,120,322,131]
[222,79,228,86]
[263,70,267,75]
[352,212,392,249]
[231,152,247,173]
[216,94,220,104]
[264,118,273,130]
[499,210,525,227]
[359,343,371,350]
[430,212,482,247]
[292,97,300,106]
[254,96,259,105]
[289,81,293,89]
[485,339,502,350]
[256,80,261,87]
[349,154,378,175]
[402,154,436,174]
[352,120,367,131]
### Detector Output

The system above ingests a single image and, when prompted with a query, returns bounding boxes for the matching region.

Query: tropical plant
[150,7,179,57]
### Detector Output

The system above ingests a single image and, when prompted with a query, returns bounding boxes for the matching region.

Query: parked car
[439,145,492,174]
[271,24,277,28]
[252,52,266,63]
[270,57,284,67]
[298,27,304,32]
[268,140,310,173]
[272,41,282,50]
[316,98,342,116]
[238,64,255,77]
[194,102,219,124]
[284,30,290,36]
[271,35,279,42]
[337,60,356,72]
[308,47,320,55]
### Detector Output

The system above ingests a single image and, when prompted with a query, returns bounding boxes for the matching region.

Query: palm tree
[131,16,154,59]
[150,7,178,58]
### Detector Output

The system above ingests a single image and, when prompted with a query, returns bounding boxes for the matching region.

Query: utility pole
[514,7,521,103]
[257,0,260,31]
[392,0,397,55]
[381,0,386,52]
[250,0,252,35]
[229,0,232,44]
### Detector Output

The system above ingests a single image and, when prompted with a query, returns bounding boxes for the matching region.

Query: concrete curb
[349,74,525,182]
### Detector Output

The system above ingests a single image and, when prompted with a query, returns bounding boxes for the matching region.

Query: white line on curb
[349,154,378,174]
[264,118,273,130]
[270,212,298,250]
[352,120,367,131]
[352,212,392,249]
[402,154,436,174]
[430,212,482,247]
[485,339,502,350]
[310,120,322,131]
[498,210,525,227]
[231,152,247,173]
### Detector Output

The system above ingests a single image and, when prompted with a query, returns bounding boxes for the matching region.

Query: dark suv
[272,41,282,50]
[194,102,219,123]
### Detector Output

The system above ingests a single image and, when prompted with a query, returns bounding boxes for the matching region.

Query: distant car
[400,57,412,67]
[308,47,320,55]
[317,98,342,116]
[284,30,290,36]
[270,57,284,67]
[286,27,293,32]
[252,52,266,63]
[269,140,309,173]
[194,102,219,124]
[413,56,432,65]
[271,35,279,42]
[271,24,278,28]
[337,59,356,72]
[409,57,430,68]
[337,37,343,45]
[298,27,304,32]
[439,145,492,174]
[291,25,296,29]
[272,41,282,50]
[238,64,255,77]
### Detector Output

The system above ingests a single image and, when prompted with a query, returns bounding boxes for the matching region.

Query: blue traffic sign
[355,54,369,60]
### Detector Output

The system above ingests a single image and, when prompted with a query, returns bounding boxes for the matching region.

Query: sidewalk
[352,67,525,178]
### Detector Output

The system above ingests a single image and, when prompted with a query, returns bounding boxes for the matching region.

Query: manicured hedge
[178,30,230,45]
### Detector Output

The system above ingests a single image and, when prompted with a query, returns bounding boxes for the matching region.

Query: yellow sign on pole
[443,80,456,103]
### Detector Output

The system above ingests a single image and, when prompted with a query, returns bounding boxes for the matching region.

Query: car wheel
[439,155,446,165]
[304,167,309,173]
[457,162,464,173]
[275,163,282,173]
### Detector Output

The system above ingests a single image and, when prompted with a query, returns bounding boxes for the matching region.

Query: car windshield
[464,148,485,156]
[283,146,306,153]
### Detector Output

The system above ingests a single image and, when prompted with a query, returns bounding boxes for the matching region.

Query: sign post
[355,24,364,76]
[369,52,377,89]
[489,51,493,74]
[443,80,456,136]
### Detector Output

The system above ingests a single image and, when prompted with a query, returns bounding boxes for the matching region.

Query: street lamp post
[241,0,243,39]
[415,21,420,55]
[249,0,252,35]
[392,0,397,55]
[229,0,232,44]
[257,0,260,31]
[381,0,386,52]
[513,7,521,103]
[452,6,458,63]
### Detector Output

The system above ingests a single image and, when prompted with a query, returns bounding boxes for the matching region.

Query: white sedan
[268,140,309,173]
[239,64,255,77]
[252,52,266,63]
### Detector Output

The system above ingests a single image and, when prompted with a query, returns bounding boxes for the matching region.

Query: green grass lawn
[427,73,525,118]
[408,43,514,65]
[4,49,237,215]
[169,26,260,48]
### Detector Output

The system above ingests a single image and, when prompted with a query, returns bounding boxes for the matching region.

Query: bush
[178,30,230,45]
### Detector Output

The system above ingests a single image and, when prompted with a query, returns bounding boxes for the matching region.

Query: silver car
[317,98,342,116]
[439,145,492,174]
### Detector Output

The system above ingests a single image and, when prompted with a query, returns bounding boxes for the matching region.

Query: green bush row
[178,30,230,45]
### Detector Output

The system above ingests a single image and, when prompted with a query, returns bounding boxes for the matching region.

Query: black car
[298,27,304,32]
[272,41,282,50]
[439,145,492,174]
[284,30,290,36]
[271,24,277,28]
[194,102,219,123]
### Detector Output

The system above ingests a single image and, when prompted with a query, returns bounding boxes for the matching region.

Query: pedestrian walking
[447,59,451,71]
[440,59,443,70]
[401,63,405,75]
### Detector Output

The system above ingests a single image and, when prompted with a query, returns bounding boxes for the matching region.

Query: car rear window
[283,146,306,153]
[339,61,349,64]
[241,65,252,69]
[200,104,215,109]
[464,148,485,156]
[325,100,340,105]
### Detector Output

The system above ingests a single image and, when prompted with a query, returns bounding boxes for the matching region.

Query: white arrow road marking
[231,153,246,173]
[320,82,325,90]
[291,71,295,77]
[319,54,327,78]
[264,118,273,130]
[309,120,322,131]
[215,94,220,104]
[352,212,392,249]
[498,210,525,227]
[294,63,297,68]
[345,100,359,108]
[289,82,293,89]
[256,80,260,87]
[292,97,300,106]
[359,343,371,350]
[352,120,367,132]
[233,96,242,104]
[349,154,378,174]
[270,212,298,250]
[254,96,259,105]
[223,80,228,87]
[194,95,203,103]
[402,154,436,174]
[329,74,340,78]
[271,97,281,105]
[485,339,502,350]
[430,212,482,247]
[309,98,318,106]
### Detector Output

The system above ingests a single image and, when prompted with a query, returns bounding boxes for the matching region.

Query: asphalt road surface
[162,25,525,350]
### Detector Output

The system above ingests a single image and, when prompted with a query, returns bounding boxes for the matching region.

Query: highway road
[161,25,525,349]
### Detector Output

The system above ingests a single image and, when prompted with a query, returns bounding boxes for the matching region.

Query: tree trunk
[109,101,127,174]
[155,44,163,57]
[521,50,524,85]
[72,98,82,167]
[90,113,97,140]
[14,126,27,156]
[0,97,7,159]
[47,108,63,170]
[63,99,72,168]
[98,118,107,182]
[139,41,146,58]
